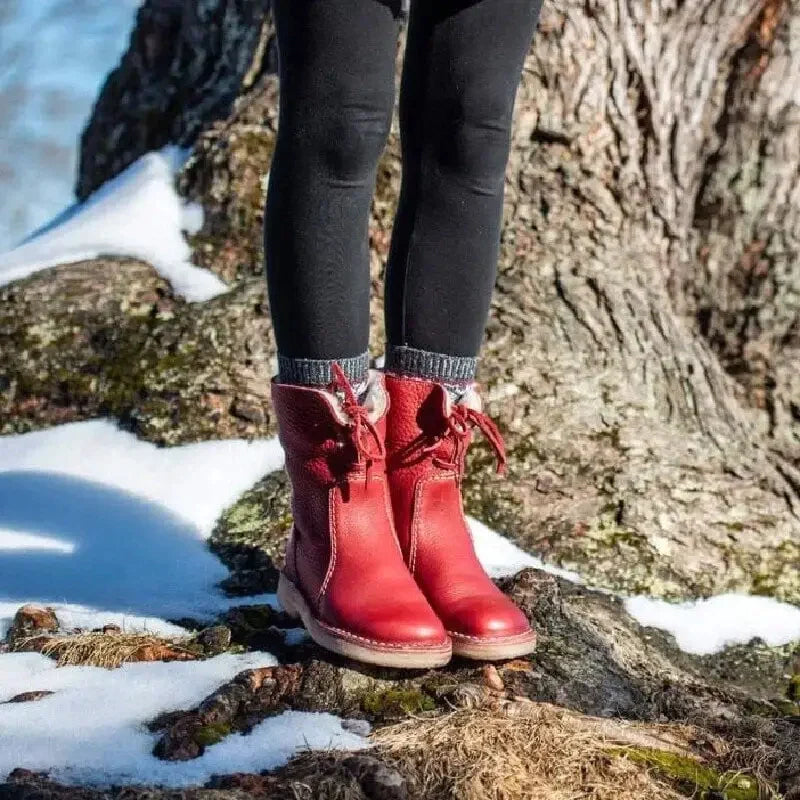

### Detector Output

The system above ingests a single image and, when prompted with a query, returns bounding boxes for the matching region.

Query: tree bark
[76,0,276,200]
[685,0,800,463]
[67,0,800,600]
[439,0,794,600]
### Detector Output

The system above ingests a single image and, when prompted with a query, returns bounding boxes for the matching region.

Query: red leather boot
[384,374,536,660]
[273,367,451,668]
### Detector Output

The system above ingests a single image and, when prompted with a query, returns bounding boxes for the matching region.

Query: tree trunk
[457,0,800,600]
[686,0,800,463]
[66,0,800,600]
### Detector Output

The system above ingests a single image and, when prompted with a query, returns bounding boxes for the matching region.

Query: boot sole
[277,574,452,669]
[449,630,537,661]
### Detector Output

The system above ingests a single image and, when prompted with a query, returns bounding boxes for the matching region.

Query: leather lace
[330,364,385,473]
[424,402,507,475]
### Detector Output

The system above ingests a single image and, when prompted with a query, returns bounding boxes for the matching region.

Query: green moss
[773,698,800,716]
[192,722,232,747]
[210,472,293,565]
[749,541,800,604]
[360,687,436,719]
[617,747,761,800]
[724,521,746,532]
[220,494,268,536]
[591,521,643,546]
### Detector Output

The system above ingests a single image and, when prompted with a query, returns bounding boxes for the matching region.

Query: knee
[317,92,394,185]
[434,88,514,196]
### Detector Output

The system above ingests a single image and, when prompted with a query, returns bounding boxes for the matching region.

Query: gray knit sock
[277,353,370,390]
[385,345,477,390]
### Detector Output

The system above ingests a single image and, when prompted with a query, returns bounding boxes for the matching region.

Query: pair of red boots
[273,366,536,668]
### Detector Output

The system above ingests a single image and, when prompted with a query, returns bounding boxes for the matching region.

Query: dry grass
[272,702,781,800]
[372,703,712,800]
[13,632,198,668]
[270,758,366,800]
[716,715,795,800]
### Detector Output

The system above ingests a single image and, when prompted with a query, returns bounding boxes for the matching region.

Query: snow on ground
[1,415,799,786]
[0,651,368,787]
[0,148,226,301]
[469,517,582,583]
[624,593,800,656]
[0,419,284,633]
[470,519,800,654]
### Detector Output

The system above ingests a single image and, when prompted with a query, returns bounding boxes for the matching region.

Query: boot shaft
[271,371,391,596]
[272,371,389,485]
[383,374,479,476]
[383,374,471,568]
[383,372,506,563]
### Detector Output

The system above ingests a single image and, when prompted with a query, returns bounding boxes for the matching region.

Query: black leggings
[264,0,541,362]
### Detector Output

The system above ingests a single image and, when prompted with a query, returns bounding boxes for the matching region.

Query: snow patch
[0,651,368,787]
[0,149,226,302]
[0,419,284,536]
[469,517,582,583]
[0,420,283,632]
[624,593,800,655]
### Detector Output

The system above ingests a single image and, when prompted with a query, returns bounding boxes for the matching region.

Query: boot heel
[277,573,302,620]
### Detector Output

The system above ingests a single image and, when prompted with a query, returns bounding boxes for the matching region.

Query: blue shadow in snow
[0,471,229,619]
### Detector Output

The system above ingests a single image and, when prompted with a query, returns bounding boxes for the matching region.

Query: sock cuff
[385,345,477,386]
[277,353,370,387]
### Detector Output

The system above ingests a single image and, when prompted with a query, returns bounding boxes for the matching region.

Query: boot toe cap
[444,595,533,641]
[326,598,449,649]
[372,615,449,648]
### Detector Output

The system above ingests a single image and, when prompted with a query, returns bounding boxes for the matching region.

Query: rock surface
[6,606,59,643]
[0,260,274,444]
[77,0,277,200]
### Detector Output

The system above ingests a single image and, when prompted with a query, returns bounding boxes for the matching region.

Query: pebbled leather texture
[271,373,448,649]
[384,373,534,640]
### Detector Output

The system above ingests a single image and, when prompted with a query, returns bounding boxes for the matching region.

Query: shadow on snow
[0,471,229,621]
